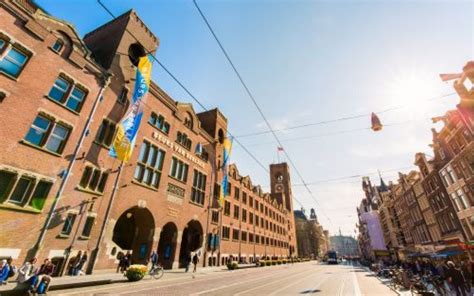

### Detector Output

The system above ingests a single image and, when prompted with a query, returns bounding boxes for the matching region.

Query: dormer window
[52,39,64,53]
[176,131,192,150]
[184,112,193,129]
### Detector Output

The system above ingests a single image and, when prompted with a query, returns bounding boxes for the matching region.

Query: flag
[109,55,153,162]
[277,146,284,151]
[431,116,445,123]
[439,73,462,82]
[218,136,233,207]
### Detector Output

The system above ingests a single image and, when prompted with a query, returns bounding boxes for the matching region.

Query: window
[233,205,239,219]
[211,210,219,223]
[134,141,165,188]
[169,157,189,182]
[117,88,128,104]
[249,233,254,243]
[456,189,470,209]
[222,226,230,239]
[0,91,6,103]
[52,39,64,53]
[242,192,247,204]
[191,170,206,205]
[446,165,457,184]
[149,112,170,134]
[249,212,254,224]
[81,215,95,238]
[232,229,240,241]
[242,209,247,222]
[255,215,259,226]
[61,212,77,235]
[176,131,192,150]
[0,38,30,78]
[249,196,253,208]
[24,114,71,154]
[241,231,247,242]
[234,187,240,200]
[79,166,109,194]
[96,119,116,147]
[224,200,231,216]
[47,75,88,112]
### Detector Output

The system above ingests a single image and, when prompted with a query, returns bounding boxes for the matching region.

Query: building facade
[0,0,297,274]
[293,208,327,259]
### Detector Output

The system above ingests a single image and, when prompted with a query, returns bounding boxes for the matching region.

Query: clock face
[275,184,284,192]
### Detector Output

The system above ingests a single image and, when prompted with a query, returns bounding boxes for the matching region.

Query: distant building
[330,232,358,257]
[294,208,327,258]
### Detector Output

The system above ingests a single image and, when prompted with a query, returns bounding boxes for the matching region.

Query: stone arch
[178,220,203,268]
[157,222,178,269]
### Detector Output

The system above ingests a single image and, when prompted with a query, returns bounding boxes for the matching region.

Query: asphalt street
[50,262,396,295]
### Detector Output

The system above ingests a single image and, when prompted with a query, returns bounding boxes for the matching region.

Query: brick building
[0,0,297,274]
[293,208,326,259]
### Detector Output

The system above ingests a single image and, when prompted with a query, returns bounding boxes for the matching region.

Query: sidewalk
[0,264,254,295]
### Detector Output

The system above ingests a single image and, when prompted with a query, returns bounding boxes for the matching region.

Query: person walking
[70,251,82,276]
[192,253,199,273]
[150,251,159,269]
[119,251,132,273]
[459,261,472,294]
[445,261,467,296]
[17,258,37,286]
[6,257,16,281]
[75,251,88,276]
[0,259,10,285]
[184,253,191,273]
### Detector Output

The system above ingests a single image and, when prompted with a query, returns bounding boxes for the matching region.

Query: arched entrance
[178,220,203,268]
[157,222,178,269]
[112,206,155,264]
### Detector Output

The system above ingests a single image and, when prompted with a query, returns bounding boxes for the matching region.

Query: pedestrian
[185,253,191,273]
[31,258,55,294]
[70,250,82,276]
[6,257,17,281]
[118,251,131,273]
[459,261,471,294]
[445,261,467,296]
[192,253,199,273]
[75,251,88,276]
[116,251,124,273]
[0,259,10,285]
[17,258,37,285]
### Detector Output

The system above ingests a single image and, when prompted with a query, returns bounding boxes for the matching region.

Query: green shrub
[271,260,277,265]
[257,260,265,267]
[265,260,272,266]
[277,260,282,265]
[227,261,238,270]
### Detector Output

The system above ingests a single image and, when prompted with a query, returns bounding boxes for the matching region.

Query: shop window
[134,141,165,189]
[191,169,206,205]
[0,36,31,78]
[24,114,71,154]
[96,119,116,147]
[61,212,77,235]
[79,166,109,194]
[169,157,189,183]
[47,75,88,112]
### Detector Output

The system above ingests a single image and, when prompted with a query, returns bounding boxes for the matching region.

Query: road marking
[350,262,362,296]
[267,266,326,296]
[338,277,346,296]
[233,267,315,296]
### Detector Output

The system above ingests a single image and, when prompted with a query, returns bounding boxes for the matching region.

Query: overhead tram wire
[95,1,307,208]
[193,0,332,223]
[235,92,456,138]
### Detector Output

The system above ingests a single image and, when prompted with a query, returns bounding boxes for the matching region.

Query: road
[51,262,396,295]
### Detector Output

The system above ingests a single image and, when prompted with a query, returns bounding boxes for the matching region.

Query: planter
[227,261,239,270]
[125,264,147,282]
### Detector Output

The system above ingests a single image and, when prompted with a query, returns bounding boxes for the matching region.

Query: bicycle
[149,264,164,279]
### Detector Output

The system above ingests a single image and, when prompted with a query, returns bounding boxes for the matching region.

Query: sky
[36,0,474,237]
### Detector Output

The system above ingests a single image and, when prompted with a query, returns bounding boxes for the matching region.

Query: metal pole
[32,75,111,259]
[87,162,123,274]
[203,145,216,267]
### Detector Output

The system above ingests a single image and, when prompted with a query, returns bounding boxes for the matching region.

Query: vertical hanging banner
[219,136,233,207]
[110,55,153,162]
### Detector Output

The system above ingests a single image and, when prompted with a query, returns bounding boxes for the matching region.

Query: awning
[431,246,465,258]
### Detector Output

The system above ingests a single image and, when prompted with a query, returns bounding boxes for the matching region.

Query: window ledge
[0,203,42,214]
[44,95,81,115]
[189,201,204,208]
[75,186,103,196]
[147,122,169,136]
[20,140,63,157]
[78,236,90,240]
[168,176,187,185]
[93,140,112,150]
[57,233,70,239]
[174,140,191,151]
[0,71,19,81]
[131,179,159,192]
